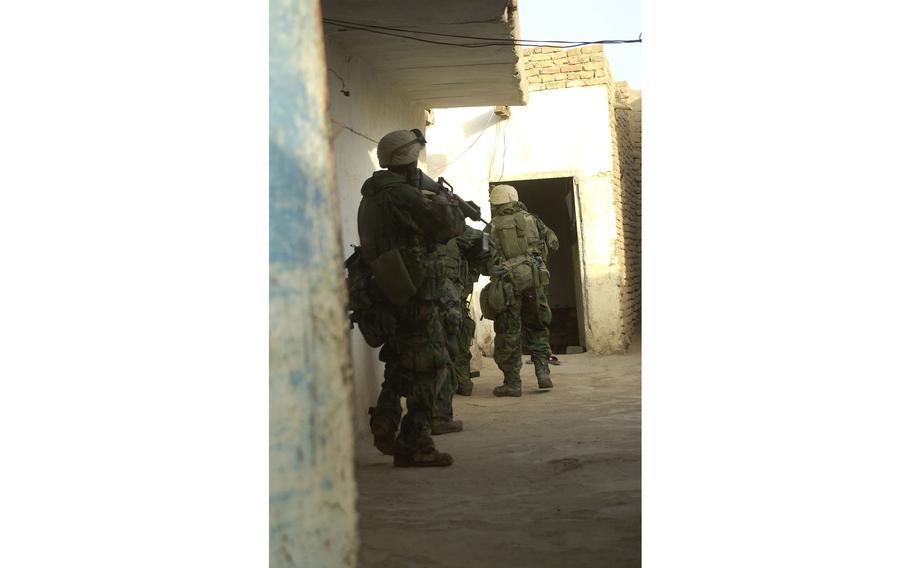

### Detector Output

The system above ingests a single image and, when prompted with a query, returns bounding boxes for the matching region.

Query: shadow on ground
[355,349,642,568]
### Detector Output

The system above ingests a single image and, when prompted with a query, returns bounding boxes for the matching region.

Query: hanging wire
[498,118,509,182]
[331,119,378,143]
[487,119,504,180]
[434,110,497,172]
[322,18,641,48]
[327,68,350,96]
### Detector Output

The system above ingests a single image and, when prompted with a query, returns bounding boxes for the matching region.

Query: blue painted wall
[270,0,357,566]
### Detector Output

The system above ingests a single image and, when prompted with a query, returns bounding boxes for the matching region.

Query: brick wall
[522,45,611,91]
[614,81,642,340]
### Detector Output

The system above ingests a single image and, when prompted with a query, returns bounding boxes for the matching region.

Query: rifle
[416,169,489,225]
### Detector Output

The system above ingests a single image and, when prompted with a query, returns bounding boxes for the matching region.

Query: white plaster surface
[427,87,627,354]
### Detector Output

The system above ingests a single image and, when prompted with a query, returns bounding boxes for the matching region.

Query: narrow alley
[355,347,642,568]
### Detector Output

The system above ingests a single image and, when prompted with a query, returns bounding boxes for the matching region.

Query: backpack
[344,246,396,347]
[489,209,541,294]
[479,277,515,320]
[489,210,540,261]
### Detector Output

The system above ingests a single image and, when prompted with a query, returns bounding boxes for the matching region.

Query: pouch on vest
[354,304,396,348]
[369,247,417,305]
[479,278,513,319]
[492,215,525,260]
[344,247,373,314]
[506,260,535,294]
[537,264,550,289]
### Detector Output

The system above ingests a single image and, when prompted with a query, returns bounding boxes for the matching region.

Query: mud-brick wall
[601,58,631,350]
[522,45,611,91]
[614,81,642,339]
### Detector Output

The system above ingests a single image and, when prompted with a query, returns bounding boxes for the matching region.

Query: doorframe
[489,176,589,351]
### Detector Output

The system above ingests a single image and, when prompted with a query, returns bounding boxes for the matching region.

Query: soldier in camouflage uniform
[516,200,560,364]
[485,185,558,397]
[432,226,489,434]
[357,128,463,467]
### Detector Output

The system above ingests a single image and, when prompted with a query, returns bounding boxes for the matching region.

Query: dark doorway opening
[491,177,584,354]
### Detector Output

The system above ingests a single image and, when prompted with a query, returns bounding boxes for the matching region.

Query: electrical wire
[331,119,378,143]
[434,110,497,172]
[324,17,635,45]
[327,68,350,96]
[498,118,509,182]
[322,18,641,48]
[487,119,501,180]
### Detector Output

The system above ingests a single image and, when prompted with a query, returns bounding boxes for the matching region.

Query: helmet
[490,184,518,205]
[377,128,426,167]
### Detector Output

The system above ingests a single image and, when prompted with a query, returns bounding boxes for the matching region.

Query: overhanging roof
[322,0,528,108]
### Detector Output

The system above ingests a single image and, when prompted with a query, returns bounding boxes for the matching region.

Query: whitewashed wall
[427,86,627,354]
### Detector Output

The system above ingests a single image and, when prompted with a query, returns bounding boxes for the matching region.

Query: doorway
[491,177,585,353]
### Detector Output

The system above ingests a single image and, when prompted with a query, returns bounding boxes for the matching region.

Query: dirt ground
[354,345,642,568]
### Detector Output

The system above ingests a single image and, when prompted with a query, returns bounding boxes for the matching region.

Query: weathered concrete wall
[323,41,425,439]
[270,0,357,566]
[322,0,526,108]
[428,47,635,354]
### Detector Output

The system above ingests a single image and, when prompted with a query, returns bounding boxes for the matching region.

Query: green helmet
[377,128,426,167]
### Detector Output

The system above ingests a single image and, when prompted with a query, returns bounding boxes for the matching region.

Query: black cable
[331,119,378,143]
[436,110,497,172]
[323,18,641,48]
[327,68,350,96]
[498,118,509,182]
[323,17,641,45]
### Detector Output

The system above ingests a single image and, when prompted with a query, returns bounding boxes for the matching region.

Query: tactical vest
[357,171,453,303]
[440,238,470,298]
[489,208,540,261]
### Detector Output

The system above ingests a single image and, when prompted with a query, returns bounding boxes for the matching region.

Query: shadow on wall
[461,108,498,138]
[426,110,503,176]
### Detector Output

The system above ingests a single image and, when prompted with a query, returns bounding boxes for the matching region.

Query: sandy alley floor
[354,347,641,568]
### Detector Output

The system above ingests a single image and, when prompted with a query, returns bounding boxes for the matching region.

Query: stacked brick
[522,45,610,91]
[614,81,642,341]
[601,62,632,349]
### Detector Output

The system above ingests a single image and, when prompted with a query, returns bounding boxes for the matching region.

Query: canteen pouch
[369,248,417,305]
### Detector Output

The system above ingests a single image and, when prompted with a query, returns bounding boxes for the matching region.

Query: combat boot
[533,358,554,389]
[393,447,454,467]
[431,417,464,435]
[455,380,473,396]
[493,374,522,397]
[368,407,400,456]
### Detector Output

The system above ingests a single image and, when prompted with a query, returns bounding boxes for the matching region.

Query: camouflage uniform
[517,202,559,360]
[434,227,489,422]
[486,199,558,394]
[358,168,461,460]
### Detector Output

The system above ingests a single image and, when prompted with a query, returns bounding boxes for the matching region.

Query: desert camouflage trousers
[434,300,476,420]
[372,299,452,452]
[493,284,552,385]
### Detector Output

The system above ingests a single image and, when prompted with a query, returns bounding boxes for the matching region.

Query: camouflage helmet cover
[377,128,426,167]
[489,184,518,205]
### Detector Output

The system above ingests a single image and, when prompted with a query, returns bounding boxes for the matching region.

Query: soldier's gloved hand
[490,265,507,278]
